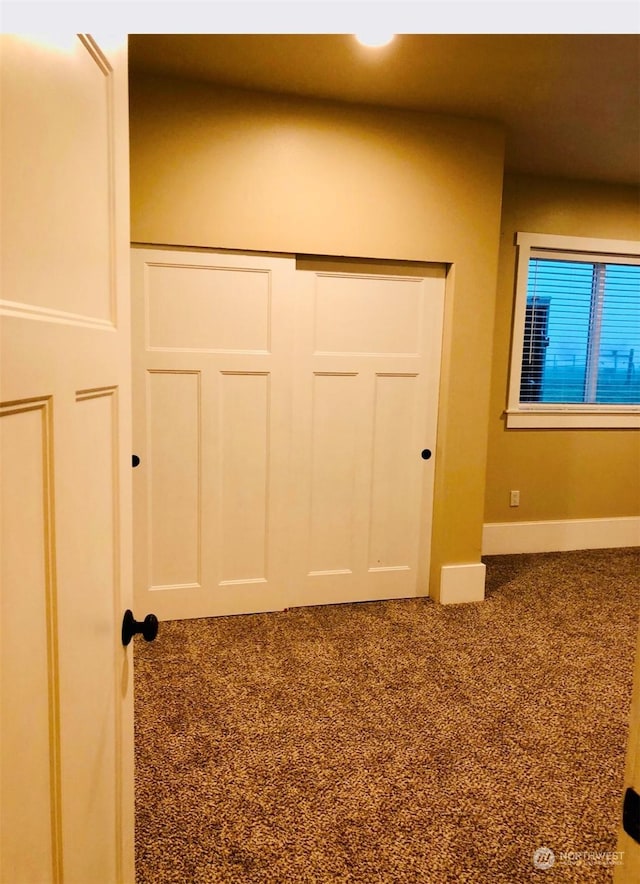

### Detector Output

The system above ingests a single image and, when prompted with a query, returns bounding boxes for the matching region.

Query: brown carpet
[134,548,640,883]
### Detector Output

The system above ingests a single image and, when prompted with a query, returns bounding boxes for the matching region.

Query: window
[506,233,640,428]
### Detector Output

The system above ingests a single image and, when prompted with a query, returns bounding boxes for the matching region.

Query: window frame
[506,232,640,429]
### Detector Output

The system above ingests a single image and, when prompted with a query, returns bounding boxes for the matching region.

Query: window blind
[521,257,640,405]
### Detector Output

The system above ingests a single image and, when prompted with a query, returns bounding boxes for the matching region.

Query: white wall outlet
[510,490,520,507]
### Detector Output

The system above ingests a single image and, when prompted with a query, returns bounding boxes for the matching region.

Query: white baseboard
[439,563,486,604]
[482,516,640,556]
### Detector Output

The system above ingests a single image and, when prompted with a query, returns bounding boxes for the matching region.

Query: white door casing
[0,34,134,883]
[132,249,445,621]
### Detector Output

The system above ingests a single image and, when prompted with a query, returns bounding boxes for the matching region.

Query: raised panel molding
[313,272,424,356]
[218,371,270,584]
[308,373,359,574]
[144,263,271,353]
[79,33,117,328]
[0,300,116,330]
[75,385,117,402]
[0,397,62,882]
[147,371,201,589]
[368,373,418,570]
[0,35,117,326]
[78,34,113,76]
[66,384,121,880]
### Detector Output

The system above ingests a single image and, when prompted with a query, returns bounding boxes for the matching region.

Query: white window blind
[521,257,640,406]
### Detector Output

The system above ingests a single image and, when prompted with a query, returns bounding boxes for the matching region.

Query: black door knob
[122,609,159,646]
[421,449,432,460]
[132,455,140,468]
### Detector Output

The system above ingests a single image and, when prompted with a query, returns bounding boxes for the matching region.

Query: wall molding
[439,563,486,605]
[482,517,640,556]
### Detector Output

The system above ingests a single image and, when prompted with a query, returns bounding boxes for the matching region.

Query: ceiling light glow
[355,33,395,48]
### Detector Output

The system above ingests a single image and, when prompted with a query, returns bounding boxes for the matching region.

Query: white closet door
[132,250,445,620]
[132,249,295,620]
[288,259,445,608]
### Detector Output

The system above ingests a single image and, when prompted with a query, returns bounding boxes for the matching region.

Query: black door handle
[122,609,159,646]
[421,449,432,460]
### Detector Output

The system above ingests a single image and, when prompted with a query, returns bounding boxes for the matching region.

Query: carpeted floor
[134,548,640,883]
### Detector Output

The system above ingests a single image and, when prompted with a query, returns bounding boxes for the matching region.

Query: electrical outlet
[510,490,520,507]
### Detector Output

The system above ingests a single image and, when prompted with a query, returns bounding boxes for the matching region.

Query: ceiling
[128,34,640,186]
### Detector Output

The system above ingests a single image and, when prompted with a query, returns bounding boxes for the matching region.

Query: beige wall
[129,74,505,600]
[485,173,640,524]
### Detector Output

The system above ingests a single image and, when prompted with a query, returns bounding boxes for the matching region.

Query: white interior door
[131,248,295,620]
[1,35,134,883]
[132,250,444,621]
[289,257,445,607]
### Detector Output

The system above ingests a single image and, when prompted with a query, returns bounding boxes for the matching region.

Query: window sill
[504,408,640,429]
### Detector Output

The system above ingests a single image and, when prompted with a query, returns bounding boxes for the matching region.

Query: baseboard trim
[439,563,486,605]
[482,517,640,556]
